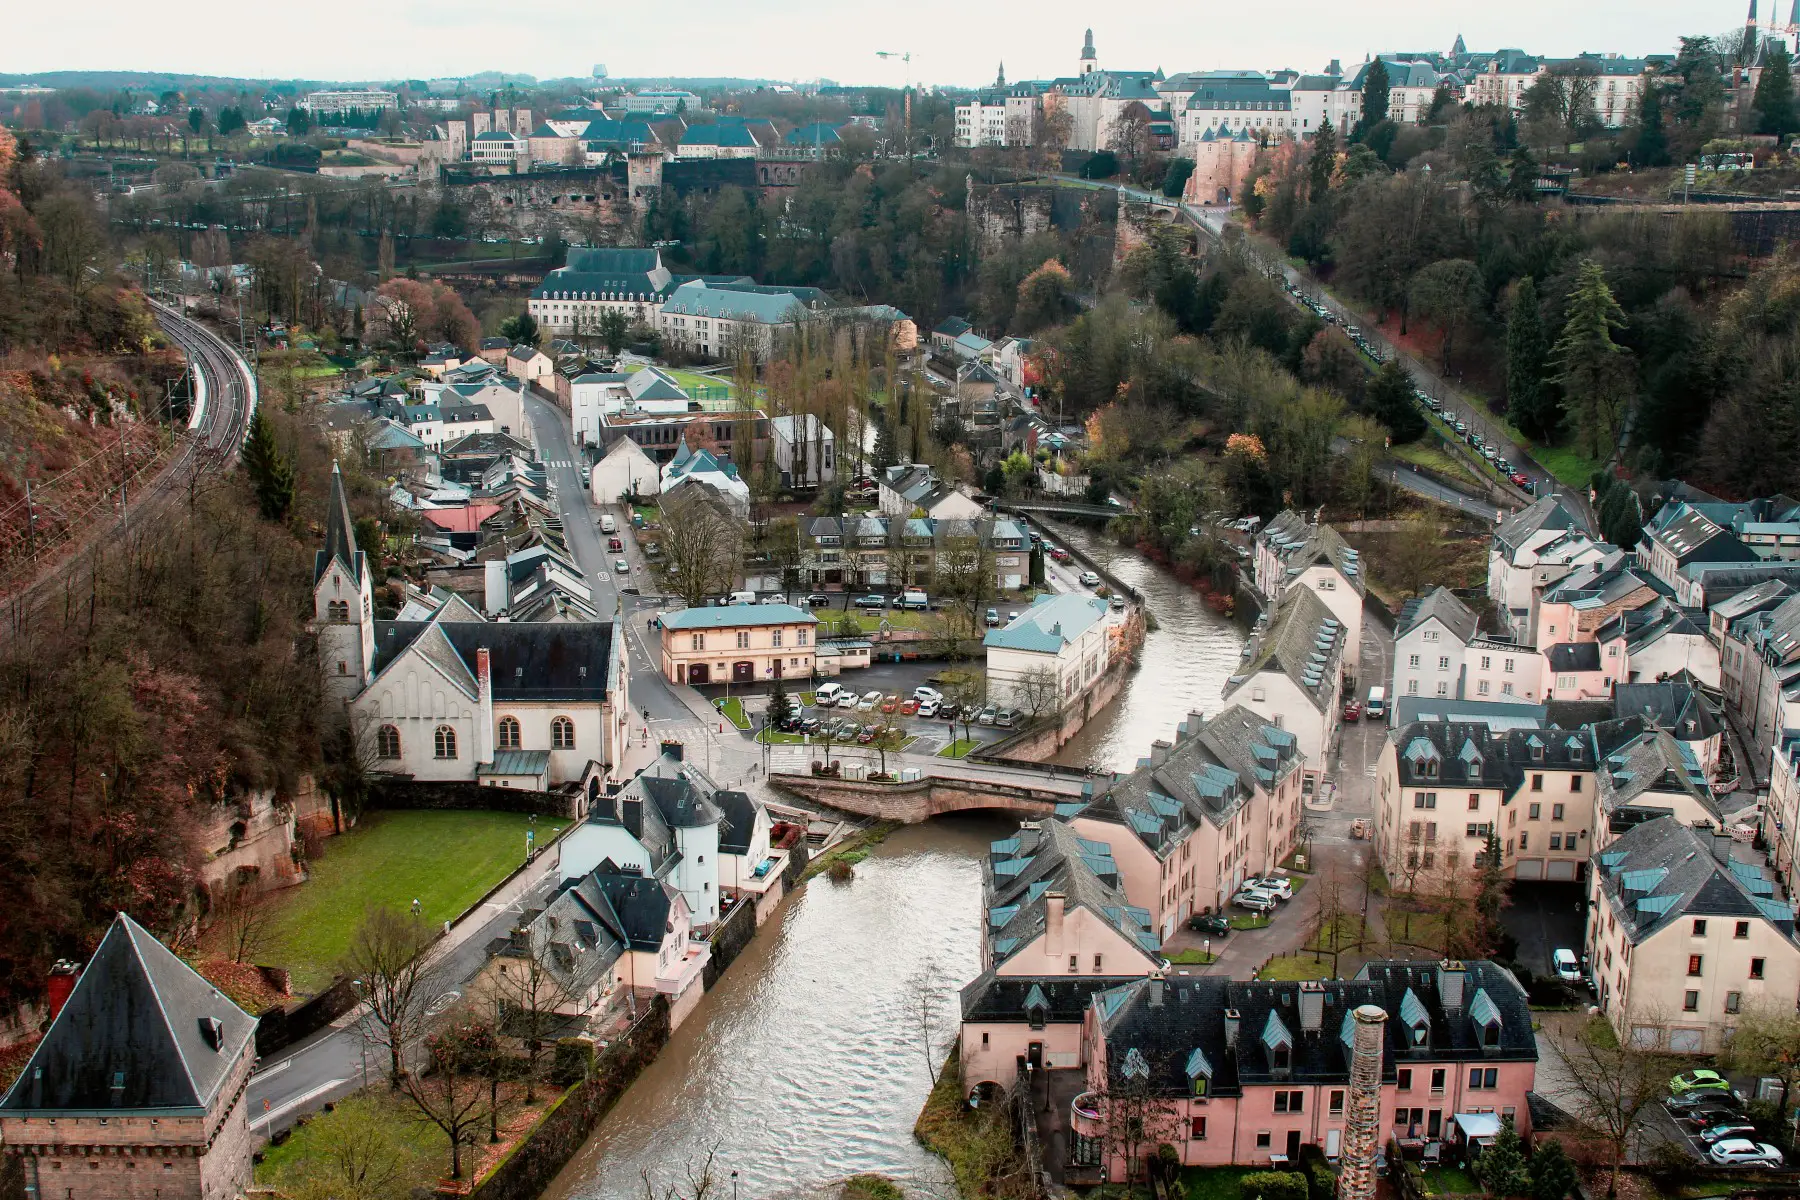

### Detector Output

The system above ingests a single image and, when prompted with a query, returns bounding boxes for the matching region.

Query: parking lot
[1497,881,1587,978]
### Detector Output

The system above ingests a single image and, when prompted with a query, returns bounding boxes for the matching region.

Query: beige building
[659,603,818,686]
[0,914,259,1200]
[1587,816,1800,1053]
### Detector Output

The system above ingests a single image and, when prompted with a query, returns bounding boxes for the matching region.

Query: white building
[1487,496,1615,645]
[1395,588,1547,703]
[591,435,661,504]
[1222,584,1344,794]
[314,464,629,791]
[768,414,835,489]
[954,97,1010,147]
[529,247,677,337]
[1252,510,1367,677]
[470,131,526,167]
[657,280,827,359]
[983,593,1113,717]
[299,89,398,115]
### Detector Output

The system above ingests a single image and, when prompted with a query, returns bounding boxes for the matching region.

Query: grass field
[1391,438,1486,490]
[1165,949,1220,965]
[622,363,735,398]
[256,1092,444,1194]
[1257,954,1334,981]
[716,697,750,729]
[1181,1166,1263,1200]
[937,738,980,758]
[1532,440,1604,489]
[258,810,566,995]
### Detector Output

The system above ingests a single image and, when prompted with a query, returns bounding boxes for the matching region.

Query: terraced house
[1058,705,1306,942]
[657,603,818,686]
[798,513,1029,591]
[1587,817,1800,1052]
[1222,585,1345,792]
[1066,961,1537,1181]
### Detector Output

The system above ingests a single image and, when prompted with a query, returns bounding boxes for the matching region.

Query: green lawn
[622,363,735,399]
[1258,954,1334,981]
[1532,440,1604,489]
[755,727,807,744]
[822,608,952,637]
[1165,949,1220,965]
[1391,438,1486,490]
[256,1091,444,1194]
[1228,912,1272,931]
[258,810,566,995]
[1181,1166,1263,1200]
[1422,1166,1482,1196]
[937,738,980,758]
[715,697,750,729]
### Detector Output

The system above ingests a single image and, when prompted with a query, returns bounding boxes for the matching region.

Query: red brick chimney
[46,960,81,1021]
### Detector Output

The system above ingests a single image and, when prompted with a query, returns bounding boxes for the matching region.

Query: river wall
[768,772,1066,823]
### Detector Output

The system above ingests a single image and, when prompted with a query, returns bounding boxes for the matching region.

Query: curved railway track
[1,300,257,622]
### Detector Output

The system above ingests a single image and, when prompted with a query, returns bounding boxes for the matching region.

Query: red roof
[420,504,502,533]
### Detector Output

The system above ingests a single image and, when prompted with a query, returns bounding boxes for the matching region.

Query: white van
[726,590,757,606]
[1365,686,1386,719]
[900,589,929,610]
[600,514,617,534]
[814,683,845,706]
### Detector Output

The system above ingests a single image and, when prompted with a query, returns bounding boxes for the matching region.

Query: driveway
[1499,881,1588,978]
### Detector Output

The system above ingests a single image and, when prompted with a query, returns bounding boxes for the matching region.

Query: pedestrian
[410,898,421,917]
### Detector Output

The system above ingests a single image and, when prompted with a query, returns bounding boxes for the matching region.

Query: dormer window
[1186,1047,1213,1097]
[1401,988,1431,1047]
[1469,988,1503,1049]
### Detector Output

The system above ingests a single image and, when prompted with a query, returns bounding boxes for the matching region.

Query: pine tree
[1360,59,1392,131]
[1476,1117,1531,1196]
[1506,278,1558,440]
[1364,359,1425,443]
[1755,43,1800,140]
[1309,118,1337,198]
[1528,1140,1578,1200]
[241,410,296,522]
[1505,145,1539,203]
[766,679,793,731]
[1551,260,1634,459]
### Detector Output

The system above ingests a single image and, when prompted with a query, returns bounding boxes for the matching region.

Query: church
[315,463,630,793]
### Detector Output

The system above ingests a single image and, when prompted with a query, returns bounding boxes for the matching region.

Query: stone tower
[1336,1004,1388,1200]
[314,460,375,714]
[1081,29,1097,76]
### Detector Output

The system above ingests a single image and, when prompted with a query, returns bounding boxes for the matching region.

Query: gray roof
[1258,510,1366,594]
[1591,723,1719,827]
[1232,584,1344,710]
[1546,642,1602,672]
[314,461,365,587]
[1594,817,1791,945]
[1612,682,1721,744]
[1399,588,1480,643]
[372,618,613,701]
[1646,503,1758,568]
[1493,495,1583,559]
[984,821,1160,967]
[2,913,256,1113]
[984,592,1110,653]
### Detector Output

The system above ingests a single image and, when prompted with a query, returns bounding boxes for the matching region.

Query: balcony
[1070,1091,1103,1137]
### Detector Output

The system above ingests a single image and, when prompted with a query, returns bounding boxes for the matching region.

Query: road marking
[255,1078,348,1128]
[251,1056,292,1078]
[426,989,462,1016]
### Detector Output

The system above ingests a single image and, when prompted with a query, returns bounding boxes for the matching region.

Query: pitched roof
[1230,584,1344,710]
[372,618,613,701]
[1399,588,1480,642]
[984,592,1110,653]
[2,913,256,1113]
[315,461,365,586]
[1493,495,1583,558]
[1595,817,1790,944]
[984,821,1161,967]
[1546,642,1602,672]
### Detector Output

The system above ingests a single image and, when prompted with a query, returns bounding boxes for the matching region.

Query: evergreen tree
[1551,260,1634,459]
[766,679,793,731]
[1477,831,1509,938]
[1309,118,1337,198]
[1476,1117,1531,1197]
[1600,483,1644,550]
[1161,157,1194,198]
[872,417,897,472]
[1632,82,1670,167]
[1505,146,1539,203]
[499,311,538,347]
[1364,359,1426,443]
[1360,59,1392,132]
[1528,1140,1578,1200]
[1506,278,1558,440]
[241,410,296,522]
[1755,44,1800,140]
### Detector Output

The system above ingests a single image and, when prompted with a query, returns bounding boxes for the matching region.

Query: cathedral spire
[996,61,1006,88]
[318,459,362,584]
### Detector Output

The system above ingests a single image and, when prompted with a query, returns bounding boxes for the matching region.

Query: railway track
[0,300,256,623]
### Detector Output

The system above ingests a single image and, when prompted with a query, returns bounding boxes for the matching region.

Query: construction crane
[875,50,915,157]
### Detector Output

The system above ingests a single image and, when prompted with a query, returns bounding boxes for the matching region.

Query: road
[1,300,256,619]
[1382,464,1501,522]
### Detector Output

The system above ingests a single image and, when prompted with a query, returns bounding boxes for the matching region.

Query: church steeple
[316,459,363,586]
[314,460,375,710]
[1080,28,1097,75]
[996,61,1006,88]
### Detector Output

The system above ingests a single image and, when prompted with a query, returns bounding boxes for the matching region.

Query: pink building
[1061,962,1538,1183]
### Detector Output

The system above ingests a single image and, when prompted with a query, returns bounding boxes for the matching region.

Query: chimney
[1711,833,1733,865]
[1150,739,1173,766]
[1185,711,1207,740]
[1224,1008,1241,1048]
[484,559,507,615]
[622,795,643,839]
[1437,961,1467,1012]
[475,648,495,766]
[46,960,81,1021]
[1046,892,1066,956]
[1338,1005,1391,1200]
[1299,980,1325,1032]
[661,738,685,762]
[1149,975,1166,1007]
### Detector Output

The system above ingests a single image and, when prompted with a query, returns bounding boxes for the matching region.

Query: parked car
[1668,1089,1744,1113]
[1671,1070,1733,1096]
[1510,472,1529,487]
[799,718,822,735]
[1233,891,1277,913]
[855,594,886,609]
[1111,594,1127,610]
[917,699,940,718]
[805,593,832,607]
[607,537,624,551]
[1250,876,1293,900]
[985,607,1001,627]
[1343,699,1362,722]
[1552,948,1583,982]
[1187,913,1232,935]
[1709,1140,1784,1168]
[913,686,944,703]
[580,466,591,484]
[1680,1104,1747,1128]
[835,690,861,709]
[1079,570,1102,587]
[880,695,901,713]
[1700,1124,1760,1145]
[900,699,920,716]
[856,727,876,744]
[813,682,844,706]
[1050,547,1072,562]
[995,709,1017,728]
[937,703,960,722]
[977,704,998,725]
[613,559,630,573]
[857,691,882,711]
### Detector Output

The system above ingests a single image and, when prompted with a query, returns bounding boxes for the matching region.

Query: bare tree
[640,1148,720,1200]
[1096,1046,1186,1186]
[342,905,438,1087]
[487,942,572,1104]
[658,489,744,606]
[398,1015,492,1181]
[1542,1012,1677,1197]
[273,1093,420,1200]
[211,877,271,964]
[907,956,952,1085]
[1007,663,1064,729]
[950,670,989,750]
[1718,1002,1800,1147]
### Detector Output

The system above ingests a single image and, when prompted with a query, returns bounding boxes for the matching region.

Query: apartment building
[1067,961,1536,1180]
[1223,585,1344,791]
[1486,495,1591,644]
[1060,705,1306,942]
[1720,590,1800,767]
[985,593,1114,718]
[658,604,818,686]
[1376,720,1595,885]
[1587,817,1800,1053]
[798,513,1029,592]
[1253,510,1366,676]
[1395,588,1545,702]
[1591,719,1722,850]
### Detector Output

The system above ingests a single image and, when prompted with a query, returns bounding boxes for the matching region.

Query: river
[542,536,1248,1199]
[1044,520,1251,773]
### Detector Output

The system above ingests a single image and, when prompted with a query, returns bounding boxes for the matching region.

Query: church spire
[1748,0,1759,24]
[996,61,1006,88]
[318,459,361,585]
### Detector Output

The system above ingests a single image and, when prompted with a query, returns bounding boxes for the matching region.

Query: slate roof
[1059,705,1300,857]
[1493,495,1583,559]
[1090,960,1534,1097]
[1546,642,1602,672]
[1258,510,1366,594]
[1646,503,1758,568]
[716,789,759,855]
[660,280,814,324]
[1183,81,1293,110]
[1390,718,1591,793]
[532,246,673,302]
[315,461,366,587]
[984,592,1110,654]
[372,618,613,701]
[984,820,1161,968]
[1594,817,1793,945]
[590,872,679,951]
[1400,588,1480,643]
[1592,724,1718,825]
[505,873,627,998]
[1230,584,1344,711]
[786,121,844,144]
[960,970,1136,1024]
[2,913,256,1113]
[680,123,758,147]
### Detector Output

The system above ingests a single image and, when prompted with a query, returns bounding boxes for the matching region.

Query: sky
[7,0,1760,87]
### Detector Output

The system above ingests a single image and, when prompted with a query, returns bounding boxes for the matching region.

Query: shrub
[550,1037,595,1085]
[844,1175,904,1200]
[827,858,856,882]
[1240,1170,1310,1200]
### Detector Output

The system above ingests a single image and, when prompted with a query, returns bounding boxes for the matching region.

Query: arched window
[377,725,401,758]
[327,600,350,621]
[434,726,458,759]
[551,716,575,749]
[497,716,521,750]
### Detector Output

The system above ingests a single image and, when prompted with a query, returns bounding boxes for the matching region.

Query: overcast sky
[9,1,1754,86]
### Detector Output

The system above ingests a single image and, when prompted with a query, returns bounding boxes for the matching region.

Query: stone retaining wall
[768,773,1063,823]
